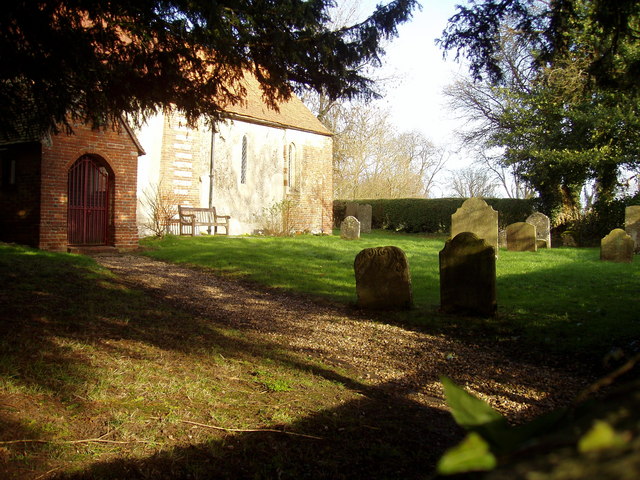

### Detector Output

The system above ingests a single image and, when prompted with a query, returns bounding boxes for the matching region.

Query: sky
[355,0,473,170]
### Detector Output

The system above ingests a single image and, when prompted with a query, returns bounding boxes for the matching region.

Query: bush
[333,198,539,234]
[256,198,298,236]
[562,195,640,247]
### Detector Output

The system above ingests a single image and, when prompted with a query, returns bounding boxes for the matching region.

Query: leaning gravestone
[439,232,496,316]
[345,201,359,219]
[451,198,499,256]
[625,206,640,253]
[506,222,537,252]
[357,204,373,234]
[527,212,551,248]
[340,216,360,240]
[354,246,412,309]
[600,228,634,263]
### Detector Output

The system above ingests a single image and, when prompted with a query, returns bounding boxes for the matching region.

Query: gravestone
[439,232,496,316]
[625,206,640,253]
[451,198,499,256]
[600,228,634,263]
[527,212,551,248]
[345,201,359,219]
[498,229,507,249]
[340,216,360,240]
[506,222,537,252]
[354,246,412,309]
[357,204,373,234]
[561,232,577,247]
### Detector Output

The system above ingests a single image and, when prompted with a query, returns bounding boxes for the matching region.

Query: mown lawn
[141,230,640,361]
[0,242,459,479]
[0,233,638,479]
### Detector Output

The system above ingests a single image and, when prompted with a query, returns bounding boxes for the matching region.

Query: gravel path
[94,253,593,420]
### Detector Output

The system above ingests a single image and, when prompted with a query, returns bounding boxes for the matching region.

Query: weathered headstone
[625,206,640,253]
[357,203,372,234]
[561,232,577,247]
[439,232,496,316]
[451,198,499,256]
[340,216,360,240]
[600,228,634,263]
[345,201,359,219]
[354,246,412,309]
[498,229,507,249]
[506,222,537,252]
[527,212,551,249]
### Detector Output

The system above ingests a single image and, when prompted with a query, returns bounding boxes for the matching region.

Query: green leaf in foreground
[437,432,497,475]
[578,420,629,453]
[441,376,504,429]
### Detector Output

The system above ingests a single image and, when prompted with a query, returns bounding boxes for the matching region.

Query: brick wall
[0,142,42,246]
[158,114,206,206]
[39,121,141,251]
[286,137,334,234]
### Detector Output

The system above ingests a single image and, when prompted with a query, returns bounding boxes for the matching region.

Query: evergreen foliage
[439,0,640,226]
[0,0,417,136]
[438,0,640,90]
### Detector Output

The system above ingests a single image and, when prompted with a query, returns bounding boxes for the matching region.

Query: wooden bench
[178,205,230,236]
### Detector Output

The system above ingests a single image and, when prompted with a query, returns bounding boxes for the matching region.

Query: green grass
[140,231,640,360]
[1,241,454,479]
[1,235,637,478]
[140,230,443,304]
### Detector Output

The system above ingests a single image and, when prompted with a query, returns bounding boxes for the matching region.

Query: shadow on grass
[0,245,463,479]
[3,243,610,479]
[53,389,459,480]
[492,251,640,363]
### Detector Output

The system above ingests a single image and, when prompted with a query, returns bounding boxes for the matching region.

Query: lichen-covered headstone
[600,228,634,263]
[439,232,496,316]
[506,222,537,252]
[357,204,372,234]
[340,216,360,240]
[354,246,412,309]
[345,201,359,219]
[625,206,640,253]
[451,198,499,256]
[526,212,551,248]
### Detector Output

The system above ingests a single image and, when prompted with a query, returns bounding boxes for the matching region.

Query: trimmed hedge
[334,198,539,234]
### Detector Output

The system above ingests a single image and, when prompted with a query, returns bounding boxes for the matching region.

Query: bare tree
[139,180,181,236]
[443,25,537,198]
[398,131,448,197]
[473,149,535,199]
[446,166,499,198]
[331,103,447,199]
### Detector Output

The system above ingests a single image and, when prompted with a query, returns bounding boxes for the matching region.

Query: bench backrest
[179,206,218,223]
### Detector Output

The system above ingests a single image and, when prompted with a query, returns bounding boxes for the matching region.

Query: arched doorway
[67,155,113,245]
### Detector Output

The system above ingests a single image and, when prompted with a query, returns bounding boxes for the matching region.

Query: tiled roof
[0,112,48,146]
[1,72,331,145]
[221,73,332,137]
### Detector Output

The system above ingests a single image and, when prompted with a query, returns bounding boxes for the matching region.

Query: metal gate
[68,155,111,245]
